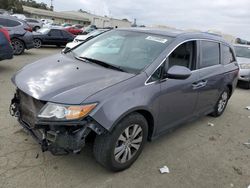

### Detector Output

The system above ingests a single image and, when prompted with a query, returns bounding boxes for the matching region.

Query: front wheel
[93,113,148,171]
[210,87,230,117]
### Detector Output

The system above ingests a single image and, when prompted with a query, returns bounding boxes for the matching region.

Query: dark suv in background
[10,28,239,171]
[0,15,34,55]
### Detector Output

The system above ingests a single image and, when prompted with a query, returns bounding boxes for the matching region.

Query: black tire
[33,38,42,48]
[11,38,25,55]
[93,113,148,171]
[238,81,250,89]
[210,87,230,117]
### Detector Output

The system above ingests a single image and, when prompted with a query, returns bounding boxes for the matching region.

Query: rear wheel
[11,38,25,55]
[210,87,230,117]
[33,39,42,48]
[93,113,148,171]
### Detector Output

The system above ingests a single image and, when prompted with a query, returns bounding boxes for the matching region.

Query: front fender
[87,74,161,133]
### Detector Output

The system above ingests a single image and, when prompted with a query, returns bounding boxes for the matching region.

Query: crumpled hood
[237,57,250,64]
[12,53,134,104]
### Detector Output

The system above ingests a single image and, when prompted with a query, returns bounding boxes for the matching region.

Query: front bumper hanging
[9,92,98,155]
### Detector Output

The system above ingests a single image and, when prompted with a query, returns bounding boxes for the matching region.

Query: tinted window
[25,19,38,23]
[222,45,235,64]
[5,19,21,27]
[200,41,220,68]
[49,30,62,37]
[168,41,196,70]
[0,18,6,26]
[61,30,72,38]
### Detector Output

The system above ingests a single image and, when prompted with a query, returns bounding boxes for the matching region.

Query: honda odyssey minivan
[10,28,239,171]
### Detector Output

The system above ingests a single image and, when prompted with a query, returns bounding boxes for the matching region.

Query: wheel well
[136,110,154,140]
[227,84,233,97]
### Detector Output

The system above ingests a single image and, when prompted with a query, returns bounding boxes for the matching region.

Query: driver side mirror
[165,65,192,80]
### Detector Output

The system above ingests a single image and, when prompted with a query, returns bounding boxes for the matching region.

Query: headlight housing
[38,103,97,121]
[240,63,250,69]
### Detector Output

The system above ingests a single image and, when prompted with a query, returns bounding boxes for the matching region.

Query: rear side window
[61,30,72,38]
[5,19,21,27]
[26,19,38,23]
[0,18,6,26]
[200,41,220,68]
[221,45,235,64]
[49,30,62,36]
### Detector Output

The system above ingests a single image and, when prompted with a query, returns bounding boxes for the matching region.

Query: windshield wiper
[78,56,126,72]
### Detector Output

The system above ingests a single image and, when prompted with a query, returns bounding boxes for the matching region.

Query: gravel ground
[0,47,250,188]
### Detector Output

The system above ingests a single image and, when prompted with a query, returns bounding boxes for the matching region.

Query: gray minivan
[10,28,239,171]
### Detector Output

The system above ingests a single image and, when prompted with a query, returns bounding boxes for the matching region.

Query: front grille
[18,90,45,128]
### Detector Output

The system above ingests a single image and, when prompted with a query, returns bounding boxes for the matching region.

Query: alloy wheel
[34,39,42,48]
[114,124,143,164]
[11,39,24,55]
[218,91,228,113]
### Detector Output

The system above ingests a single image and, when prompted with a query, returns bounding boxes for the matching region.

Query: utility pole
[50,0,54,11]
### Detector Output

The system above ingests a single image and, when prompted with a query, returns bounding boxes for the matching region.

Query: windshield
[37,28,50,34]
[234,46,250,59]
[72,30,173,73]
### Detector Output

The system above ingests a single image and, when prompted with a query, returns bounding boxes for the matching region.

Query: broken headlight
[38,102,97,120]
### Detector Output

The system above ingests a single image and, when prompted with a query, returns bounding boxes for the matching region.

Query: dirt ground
[0,47,250,188]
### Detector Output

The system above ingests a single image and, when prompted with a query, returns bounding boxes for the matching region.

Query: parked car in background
[12,14,26,20]
[72,24,83,29]
[24,18,43,31]
[64,26,82,35]
[0,26,13,61]
[10,28,239,171]
[81,24,97,34]
[0,15,34,55]
[64,29,110,51]
[234,44,250,89]
[62,23,72,27]
[33,28,74,48]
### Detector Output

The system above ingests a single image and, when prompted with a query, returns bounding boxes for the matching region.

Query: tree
[0,0,23,13]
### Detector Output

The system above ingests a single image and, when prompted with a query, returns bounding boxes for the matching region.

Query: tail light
[24,27,33,32]
[0,28,11,43]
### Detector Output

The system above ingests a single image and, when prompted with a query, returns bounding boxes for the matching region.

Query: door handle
[192,80,208,89]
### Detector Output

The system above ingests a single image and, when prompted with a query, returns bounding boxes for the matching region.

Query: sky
[37,0,250,40]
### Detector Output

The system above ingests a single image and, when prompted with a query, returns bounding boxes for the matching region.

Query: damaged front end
[10,89,105,155]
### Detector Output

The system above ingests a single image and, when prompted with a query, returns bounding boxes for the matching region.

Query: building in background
[23,6,90,26]
[62,10,131,28]
[22,6,131,28]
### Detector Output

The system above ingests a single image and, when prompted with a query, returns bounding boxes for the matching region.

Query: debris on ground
[248,184,250,188]
[230,183,234,187]
[209,136,216,141]
[246,106,250,110]
[35,153,39,159]
[159,166,170,174]
[233,166,243,175]
[243,141,250,149]
[208,122,214,127]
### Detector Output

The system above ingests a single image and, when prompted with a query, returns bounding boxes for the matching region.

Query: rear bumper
[22,32,34,49]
